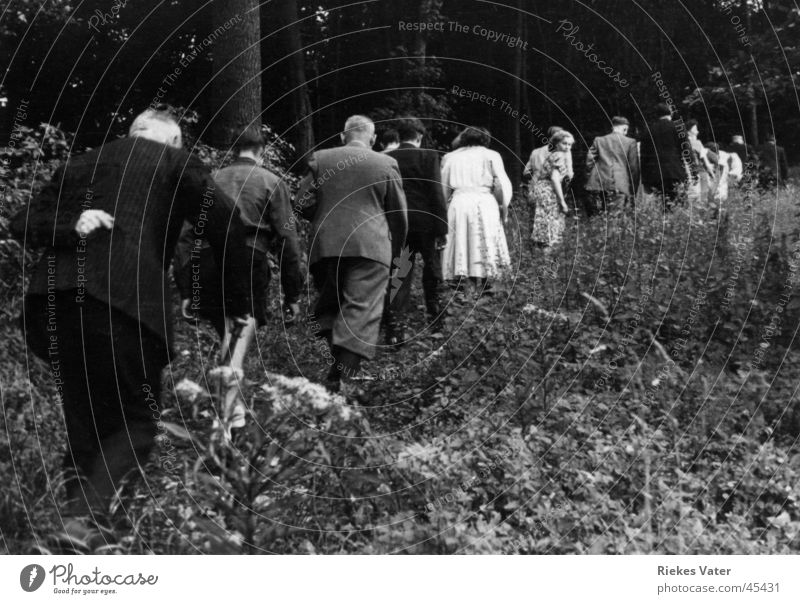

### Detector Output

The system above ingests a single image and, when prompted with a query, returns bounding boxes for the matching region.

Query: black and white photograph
[1,0,799,599]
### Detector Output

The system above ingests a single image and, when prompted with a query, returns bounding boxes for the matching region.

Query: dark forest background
[3,1,800,555]
[1,0,798,184]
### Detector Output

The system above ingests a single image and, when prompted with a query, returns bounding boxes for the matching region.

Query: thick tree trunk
[278,0,315,160]
[208,0,262,148]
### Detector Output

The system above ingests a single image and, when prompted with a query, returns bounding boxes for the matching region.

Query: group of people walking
[10,102,789,550]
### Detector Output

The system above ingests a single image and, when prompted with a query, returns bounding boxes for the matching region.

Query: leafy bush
[2,127,799,555]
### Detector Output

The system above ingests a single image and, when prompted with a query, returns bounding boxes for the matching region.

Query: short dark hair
[459,126,491,148]
[380,128,399,146]
[706,142,720,153]
[234,125,265,152]
[611,116,629,127]
[655,103,672,118]
[396,117,425,142]
[686,119,699,131]
[765,132,776,142]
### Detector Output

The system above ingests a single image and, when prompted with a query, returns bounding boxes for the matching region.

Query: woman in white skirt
[441,127,512,294]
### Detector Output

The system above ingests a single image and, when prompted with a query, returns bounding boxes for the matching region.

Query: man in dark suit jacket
[757,133,789,188]
[384,117,448,341]
[728,134,757,165]
[640,103,690,208]
[727,134,759,185]
[296,115,407,392]
[11,108,252,546]
[585,116,640,214]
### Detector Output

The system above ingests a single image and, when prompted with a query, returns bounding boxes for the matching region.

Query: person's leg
[310,259,339,341]
[384,246,416,347]
[418,236,443,326]
[79,304,163,519]
[23,293,101,519]
[225,317,257,370]
[44,295,163,521]
[327,258,389,387]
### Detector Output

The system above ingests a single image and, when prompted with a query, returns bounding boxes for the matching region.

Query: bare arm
[429,153,449,237]
[551,169,569,213]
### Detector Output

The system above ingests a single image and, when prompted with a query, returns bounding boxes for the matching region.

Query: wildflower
[174,378,207,404]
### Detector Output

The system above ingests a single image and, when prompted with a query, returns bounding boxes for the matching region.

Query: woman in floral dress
[530,130,574,248]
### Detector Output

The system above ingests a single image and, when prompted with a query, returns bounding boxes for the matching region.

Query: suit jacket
[10,136,252,345]
[757,142,789,181]
[640,117,688,187]
[585,132,640,195]
[386,143,447,237]
[727,142,758,165]
[296,141,408,267]
[212,158,303,302]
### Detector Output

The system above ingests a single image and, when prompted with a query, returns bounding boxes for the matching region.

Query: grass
[2,183,800,554]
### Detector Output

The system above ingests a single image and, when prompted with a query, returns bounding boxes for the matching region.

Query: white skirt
[442,190,511,279]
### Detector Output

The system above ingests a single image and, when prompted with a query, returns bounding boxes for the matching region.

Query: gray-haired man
[296,115,407,392]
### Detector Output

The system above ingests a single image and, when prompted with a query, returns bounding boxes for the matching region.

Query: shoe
[385,325,405,351]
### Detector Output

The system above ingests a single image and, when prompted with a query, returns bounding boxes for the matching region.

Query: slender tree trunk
[748,98,759,145]
[208,0,261,148]
[511,0,524,185]
[520,9,531,149]
[278,0,315,160]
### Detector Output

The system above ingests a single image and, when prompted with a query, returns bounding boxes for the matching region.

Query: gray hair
[342,115,375,142]
[129,109,182,148]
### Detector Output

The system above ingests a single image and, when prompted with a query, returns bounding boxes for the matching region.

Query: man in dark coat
[727,134,759,186]
[296,115,407,392]
[640,103,690,208]
[727,134,757,165]
[175,126,303,345]
[11,108,252,546]
[584,116,640,214]
[384,116,448,342]
[173,125,304,429]
[757,133,789,188]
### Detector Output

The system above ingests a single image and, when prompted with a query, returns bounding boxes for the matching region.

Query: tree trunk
[510,0,524,185]
[208,0,262,148]
[748,99,758,145]
[278,0,315,160]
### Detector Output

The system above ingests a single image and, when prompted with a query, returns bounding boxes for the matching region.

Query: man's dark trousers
[24,292,167,519]
[387,231,442,319]
[310,257,390,376]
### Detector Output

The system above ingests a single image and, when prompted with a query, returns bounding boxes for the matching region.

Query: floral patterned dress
[530,151,568,247]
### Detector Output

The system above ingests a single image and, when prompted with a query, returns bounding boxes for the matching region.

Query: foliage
[2,130,800,555]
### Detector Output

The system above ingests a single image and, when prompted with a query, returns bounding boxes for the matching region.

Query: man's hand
[283,302,301,326]
[75,209,114,237]
[500,205,509,225]
[180,299,196,320]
